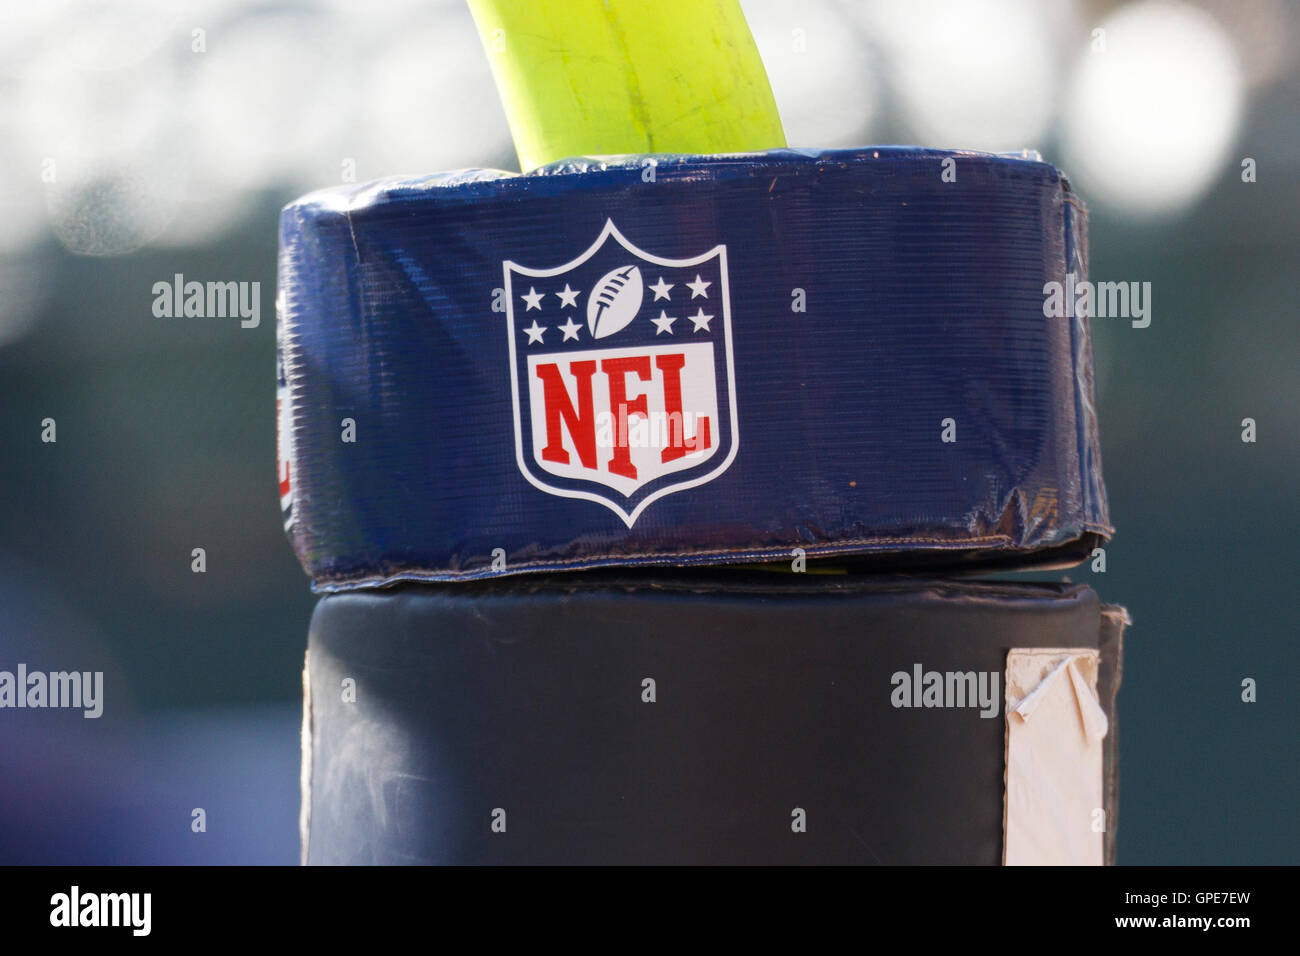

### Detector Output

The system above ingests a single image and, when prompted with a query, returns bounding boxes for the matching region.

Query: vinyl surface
[278,147,1110,589]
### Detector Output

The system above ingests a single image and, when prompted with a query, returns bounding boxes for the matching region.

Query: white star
[686,274,711,298]
[651,310,677,335]
[556,284,581,308]
[688,307,713,332]
[649,276,674,301]
[521,287,545,311]
[558,315,582,341]
[522,320,547,344]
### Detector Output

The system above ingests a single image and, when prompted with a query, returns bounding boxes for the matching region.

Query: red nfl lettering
[536,359,598,469]
[654,353,710,462]
[602,355,651,479]
[534,353,714,482]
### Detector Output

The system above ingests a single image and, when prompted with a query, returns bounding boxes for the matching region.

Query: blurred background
[0,0,1295,863]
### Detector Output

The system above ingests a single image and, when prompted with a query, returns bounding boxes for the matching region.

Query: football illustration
[587,264,644,338]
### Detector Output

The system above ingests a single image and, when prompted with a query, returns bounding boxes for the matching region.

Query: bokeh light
[1063,1,1244,217]
[0,0,1269,260]
[742,0,877,148]
[359,4,513,179]
[858,0,1058,152]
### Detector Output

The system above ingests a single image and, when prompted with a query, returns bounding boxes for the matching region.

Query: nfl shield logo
[504,219,739,527]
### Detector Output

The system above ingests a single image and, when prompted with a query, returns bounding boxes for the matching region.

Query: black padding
[304,572,1123,865]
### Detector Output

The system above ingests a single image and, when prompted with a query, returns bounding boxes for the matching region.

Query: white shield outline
[504,219,740,528]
